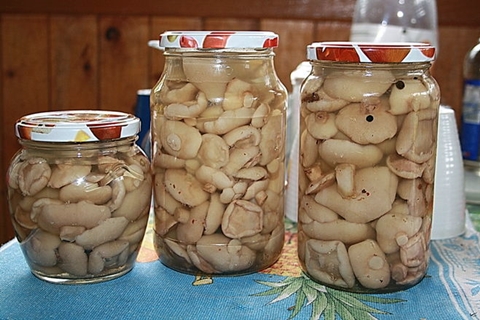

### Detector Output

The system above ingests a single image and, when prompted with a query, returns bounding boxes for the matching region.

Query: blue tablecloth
[1,217,479,320]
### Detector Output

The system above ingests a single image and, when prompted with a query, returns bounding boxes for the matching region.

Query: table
[1,215,479,320]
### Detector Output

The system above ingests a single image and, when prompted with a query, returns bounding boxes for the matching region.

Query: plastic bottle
[460,38,480,162]
[350,0,438,48]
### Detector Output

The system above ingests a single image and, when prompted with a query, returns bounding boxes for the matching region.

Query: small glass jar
[151,31,287,275]
[6,110,152,284]
[297,42,440,293]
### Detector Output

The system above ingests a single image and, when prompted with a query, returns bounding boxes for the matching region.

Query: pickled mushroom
[58,242,88,276]
[302,219,376,245]
[222,200,263,238]
[176,201,208,244]
[18,158,51,196]
[302,87,349,113]
[375,212,423,254]
[197,134,229,169]
[48,164,91,189]
[396,109,437,164]
[194,234,256,273]
[400,233,427,267]
[305,239,355,288]
[323,69,395,102]
[23,229,61,267]
[300,195,339,223]
[314,166,398,224]
[348,239,390,289]
[159,120,202,159]
[31,200,111,235]
[389,79,431,115]
[335,99,397,145]
[318,139,383,168]
[386,154,426,179]
[223,78,254,110]
[164,169,210,207]
[305,111,338,140]
[397,178,428,217]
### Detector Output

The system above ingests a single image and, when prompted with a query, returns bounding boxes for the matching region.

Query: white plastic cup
[432,106,466,239]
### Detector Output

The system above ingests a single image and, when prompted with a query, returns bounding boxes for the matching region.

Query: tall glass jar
[151,31,287,275]
[297,42,440,293]
[6,110,152,284]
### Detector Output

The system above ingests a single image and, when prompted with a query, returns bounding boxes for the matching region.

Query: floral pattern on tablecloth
[135,213,480,320]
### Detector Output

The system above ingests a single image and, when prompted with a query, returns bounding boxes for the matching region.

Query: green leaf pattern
[252,273,404,320]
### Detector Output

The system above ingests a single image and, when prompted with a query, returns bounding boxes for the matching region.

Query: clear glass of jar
[297,42,440,293]
[151,31,287,275]
[6,110,152,284]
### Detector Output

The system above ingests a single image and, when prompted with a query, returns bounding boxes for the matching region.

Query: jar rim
[307,41,436,63]
[15,110,140,143]
[158,31,279,50]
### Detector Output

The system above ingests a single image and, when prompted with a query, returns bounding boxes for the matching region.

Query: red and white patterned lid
[159,31,279,50]
[307,42,436,63]
[15,110,140,142]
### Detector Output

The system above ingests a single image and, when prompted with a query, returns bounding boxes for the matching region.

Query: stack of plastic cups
[431,106,466,239]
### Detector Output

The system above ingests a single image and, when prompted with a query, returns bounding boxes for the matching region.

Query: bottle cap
[307,42,435,63]
[159,31,279,50]
[15,110,140,142]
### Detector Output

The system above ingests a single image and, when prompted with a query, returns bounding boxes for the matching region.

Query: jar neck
[164,48,275,58]
[311,61,433,74]
[19,137,137,159]
[158,49,282,93]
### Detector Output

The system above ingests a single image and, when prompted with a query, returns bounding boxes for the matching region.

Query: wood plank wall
[1,0,479,244]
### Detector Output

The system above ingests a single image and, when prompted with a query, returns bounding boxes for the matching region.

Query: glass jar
[151,31,287,275]
[6,110,152,284]
[297,42,440,293]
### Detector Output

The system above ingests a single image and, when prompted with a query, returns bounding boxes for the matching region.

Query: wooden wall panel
[435,26,480,124]
[203,18,259,31]
[0,0,357,21]
[2,0,477,27]
[99,16,150,115]
[0,0,479,245]
[1,14,49,244]
[261,19,315,91]
[50,15,98,110]
[314,21,351,41]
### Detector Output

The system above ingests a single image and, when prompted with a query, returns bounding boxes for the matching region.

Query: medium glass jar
[6,110,152,284]
[151,31,287,275]
[297,42,440,293]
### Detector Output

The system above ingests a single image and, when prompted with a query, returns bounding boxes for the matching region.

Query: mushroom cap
[222,200,263,238]
[302,87,349,113]
[386,153,426,179]
[164,169,210,207]
[314,166,398,224]
[318,139,383,168]
[305,111,338,140]
[348,239,391,289]
[323,69,395,102]
[302,219,376,245]
[389,79,431,115]
[336,99,397,145]
[159,120,202,160]
[375,212,423,254]
[300,195,339,223]
[395,109,437,164]
[305,239,355,288]
[195,234,257,272]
